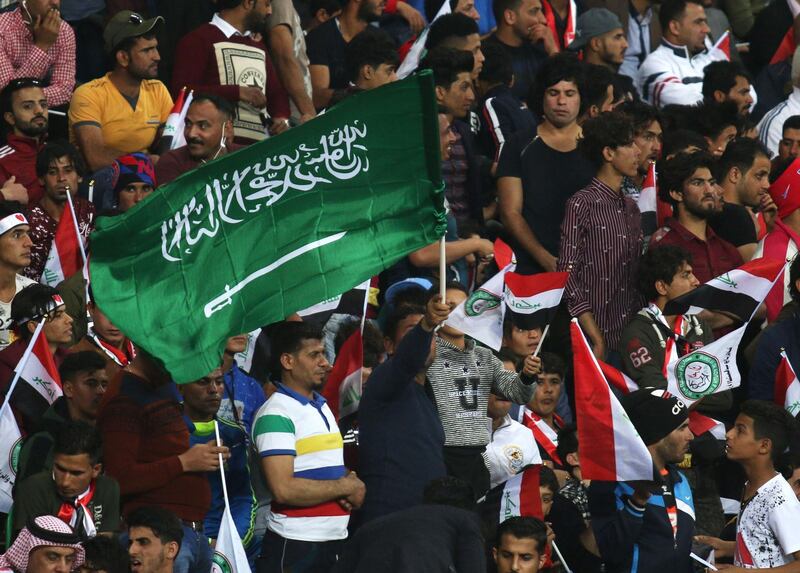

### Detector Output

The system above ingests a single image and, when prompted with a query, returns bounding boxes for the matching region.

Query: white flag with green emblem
[665,324,746,405]
[212,504,251,573]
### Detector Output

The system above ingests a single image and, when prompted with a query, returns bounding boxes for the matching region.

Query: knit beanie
[621,388,688,446]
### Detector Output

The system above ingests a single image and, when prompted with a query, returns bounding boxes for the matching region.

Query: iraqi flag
[637,162,657,232]
[598,359,639,395]
[503,272,568,330]
[322,328,363,420]
[158,87,193,154]
[663,258,785,322]
[446,240,515,350]
[665,324,745,405]
[775,350,800,416]
[688,411,726,440]
[479,464,543,525]
[712,30,731,60]
[571,319,653,481]
[212,504,251,573]
[297,279,371,326]
[41,193,84,287]
[396,0,451,79]
[0,321,61,512]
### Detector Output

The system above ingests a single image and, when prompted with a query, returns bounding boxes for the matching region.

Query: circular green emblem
[211,552,233,573]
[676,352,721,400]
[8,438,21,476]
[465,289,500,317]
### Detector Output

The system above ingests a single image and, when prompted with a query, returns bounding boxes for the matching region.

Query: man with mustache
[650,150,742,284]
[155,94,240,186]
[0,78,49,205]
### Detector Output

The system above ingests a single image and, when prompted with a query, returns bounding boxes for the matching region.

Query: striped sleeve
[253,412,297,457]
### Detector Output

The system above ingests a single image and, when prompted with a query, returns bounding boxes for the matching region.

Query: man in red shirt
[651,150,743,284]
[0,78,48,204]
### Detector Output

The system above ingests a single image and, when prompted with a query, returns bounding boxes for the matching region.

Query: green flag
[90,73,446,383]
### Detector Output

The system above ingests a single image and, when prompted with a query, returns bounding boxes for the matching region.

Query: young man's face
[660,261,700,301]
[735,154,771,208]
[725,413,767,462]
[674,166,716,219]
[118,182,154,212]
[542,80,580,128]
[438,114,457,161]
[129,526,175,573]
[529,372,562,417]
[722,76,753,116]
[633,120,662,175]
[454,0,480,21]
[437,72,475,119]
[27,546,77,573]
[652,419,693,465]
[89,303,125,347]
[595,28,628,66]
[608,139,641,178]
[503,325,542,358]
[5,86,48,138]
[673,2,710,52]
[40,156,81,204]
[52,452,101,499]
[63,368,108,420]
[0,224,32,270]
[281,338,330,391]
[42,306,74,347]
[361,62,397,90]
[180,370,224,419]
[508,0,547,43]
[493,533,543,573]
[779,127,800,161]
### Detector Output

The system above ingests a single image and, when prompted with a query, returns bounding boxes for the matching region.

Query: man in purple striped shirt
[557,111,644,363]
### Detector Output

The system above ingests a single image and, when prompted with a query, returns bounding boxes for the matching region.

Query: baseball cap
[104,10,164,54]
[568,8,623,51]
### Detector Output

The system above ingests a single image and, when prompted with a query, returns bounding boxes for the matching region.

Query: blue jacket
[477,84,537,163]
[220,363,266,436]
[749,312,800,401]
[358,324,447,523]
[589,467,695,573]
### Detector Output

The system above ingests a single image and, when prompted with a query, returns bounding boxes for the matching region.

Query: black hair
[11,283,62,340]
[790,254,800,304]
[501,315,542,341]
[529,53,584,120]
[617,100,662,135]
[739,400,798,464]
[478,42,513,86]
[333,319,384,369]
[382,303,425,342]
[657,150,715,208]
[345,27,398,83]
[0,201,26,222]
[578,110,635,168]
[716,137,770,181]
[82,535,131,573]
[126,506,183,550]
[421,47,475,89]
[492,0,524,26]
[581,64,615,113]
[217,0,249,9]
[35,140,86,178]
[658,0,704,33]
[0,78,44,128]
[425,13,479,50]
[496,348,522,371]
[309,0,342,18]
[783,115,800,134]
[190,93,235,121]
[269,321,324,377]
[702,60,751,101]
[540,351,566,378]
[539,465,559,493]
[658,104,695,133]
[495,516,548,553]
[53,421,103,465]
[636,245,694,300]
[59,351,108,383]
[693,101,741,140]
[662,128,708,158]
[556,424,578,468]
[423,476,476,508]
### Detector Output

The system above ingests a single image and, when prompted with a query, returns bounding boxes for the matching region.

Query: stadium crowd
[1,0,800,571]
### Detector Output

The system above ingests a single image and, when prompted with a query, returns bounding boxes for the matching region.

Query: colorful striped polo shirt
[252,383,348,541]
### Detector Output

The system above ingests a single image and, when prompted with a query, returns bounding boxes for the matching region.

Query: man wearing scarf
[70,292,135,382]
[13,422,120,540]
[0,516,84,573]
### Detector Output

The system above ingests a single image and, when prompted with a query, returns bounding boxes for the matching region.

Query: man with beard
[68,11,173,172]
[14,422,120,540]
[155,95,240,186]
[253,321,365,572]
[0,78,49,204]
[23,142,94,283]
[651,150,743,283]
[171,0,291,144]
[306,0,384,109]
[702,61,754,117]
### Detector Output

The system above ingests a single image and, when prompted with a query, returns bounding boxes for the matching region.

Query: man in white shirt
[758,47,800,158]
[638,0,725,108]
[483,392,541,489]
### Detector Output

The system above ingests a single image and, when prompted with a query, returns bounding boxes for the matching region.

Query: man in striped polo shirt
[253,321,365,572]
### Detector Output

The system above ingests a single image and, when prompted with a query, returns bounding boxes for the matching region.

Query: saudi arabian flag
[89,72,446,383]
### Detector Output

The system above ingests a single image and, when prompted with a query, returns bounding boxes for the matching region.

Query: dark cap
[104,10,164,54]
[621,387,688,446]
[568,8,623,50]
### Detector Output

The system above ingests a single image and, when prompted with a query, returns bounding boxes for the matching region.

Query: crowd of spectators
[1,0,800,572]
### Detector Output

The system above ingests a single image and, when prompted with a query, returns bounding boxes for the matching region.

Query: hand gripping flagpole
[533,324,550,358]
[0,320,45,419]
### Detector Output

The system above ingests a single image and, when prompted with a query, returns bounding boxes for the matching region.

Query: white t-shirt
[735,473,800,568]
[0,274,35,349]
[483,415,542,489]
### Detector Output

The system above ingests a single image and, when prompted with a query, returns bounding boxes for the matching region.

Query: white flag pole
[551,541,572,573]
[439,235,446,301]
[214,420,232,511]
[0,321,45,419]
[533,324,550,358]
[65,189,87,267]
[690,552,718,571]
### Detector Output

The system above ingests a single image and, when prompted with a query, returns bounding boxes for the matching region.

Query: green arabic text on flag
[90,73,446,382]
